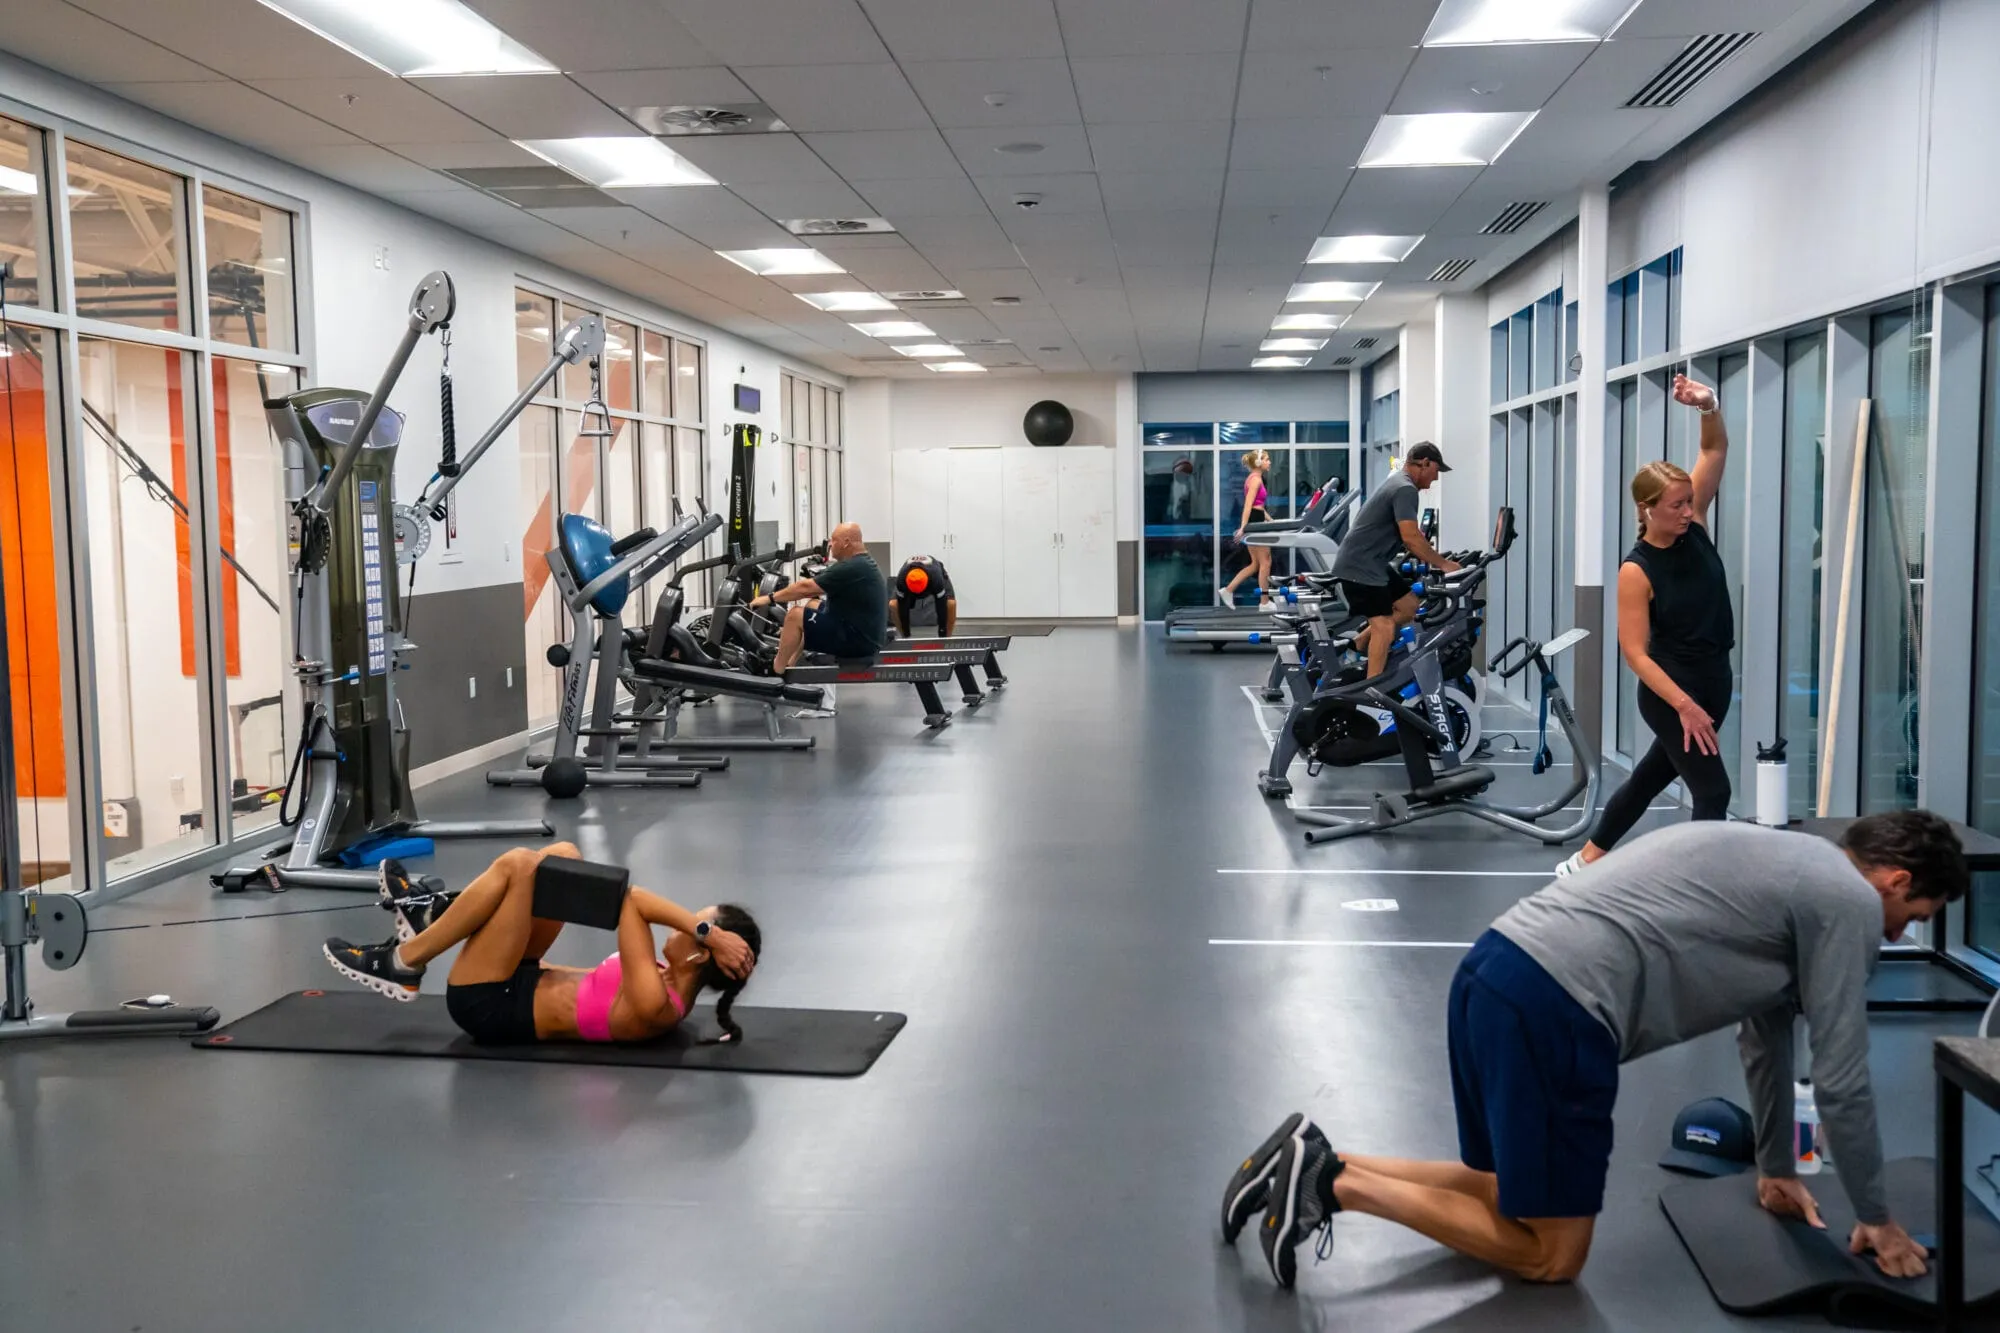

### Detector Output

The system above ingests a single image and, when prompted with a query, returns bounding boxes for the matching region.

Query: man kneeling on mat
[1224,813,1964,1290]
[323,845,758,1045]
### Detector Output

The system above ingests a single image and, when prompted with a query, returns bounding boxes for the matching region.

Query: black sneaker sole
[322,944,420,1002]
[1260,1135,1308,1289]
[1222,1112,1304,1243]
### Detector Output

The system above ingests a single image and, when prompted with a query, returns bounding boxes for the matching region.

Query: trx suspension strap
[728,423,760,561]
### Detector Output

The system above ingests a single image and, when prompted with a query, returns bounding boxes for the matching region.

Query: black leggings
[1593,672,1732,851]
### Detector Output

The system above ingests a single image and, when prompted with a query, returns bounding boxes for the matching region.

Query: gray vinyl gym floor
[0,626,1981,1333]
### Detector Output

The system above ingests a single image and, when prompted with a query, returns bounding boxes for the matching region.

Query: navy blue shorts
[802,605,879,659]
[1448,930,1620,1219]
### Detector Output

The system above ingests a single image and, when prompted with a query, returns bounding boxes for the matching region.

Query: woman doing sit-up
[323,844,758,1045]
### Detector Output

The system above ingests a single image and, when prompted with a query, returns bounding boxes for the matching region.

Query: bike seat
[1410,765,1494,802]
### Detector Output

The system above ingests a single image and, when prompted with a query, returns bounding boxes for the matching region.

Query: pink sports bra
[574,954,684,1042]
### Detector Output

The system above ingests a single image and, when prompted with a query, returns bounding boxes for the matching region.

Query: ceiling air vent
[1352,337,1378,350]
[437,166,617,209]
[785,217,896,235]
[884,289,967,302]
[1480,201,1547,235]
[620,103,789,136]
[1625,33,1758,109]
[1332,356,1355,366]
[1428,258,1475,283]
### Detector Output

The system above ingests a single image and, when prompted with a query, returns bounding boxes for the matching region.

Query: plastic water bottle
[1756,738,1789,827]
[1794,1079,1823,1175]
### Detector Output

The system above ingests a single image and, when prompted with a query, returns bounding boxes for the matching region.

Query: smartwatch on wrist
[694,920,712,942]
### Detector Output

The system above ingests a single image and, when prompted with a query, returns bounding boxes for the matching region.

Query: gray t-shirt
[1492,822,1891,1223]
[1329,470,1420,585]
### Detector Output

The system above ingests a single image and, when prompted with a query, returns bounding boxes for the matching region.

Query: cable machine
[214,271,605,892]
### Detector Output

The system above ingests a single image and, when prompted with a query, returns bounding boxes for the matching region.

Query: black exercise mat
[1661,1156,2000,1327]
[195,990,905,1077]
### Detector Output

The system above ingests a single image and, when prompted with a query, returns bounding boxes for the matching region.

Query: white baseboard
[410,730,535,789]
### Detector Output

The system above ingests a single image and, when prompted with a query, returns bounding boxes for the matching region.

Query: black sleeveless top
[1624,521,1733,682]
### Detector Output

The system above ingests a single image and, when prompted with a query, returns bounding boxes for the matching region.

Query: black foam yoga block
[532,856,630,930]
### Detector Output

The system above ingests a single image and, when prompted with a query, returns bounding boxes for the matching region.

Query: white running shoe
[1554,849,1589,878]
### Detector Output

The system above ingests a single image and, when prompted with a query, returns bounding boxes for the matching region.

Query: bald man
[753,522,888,673]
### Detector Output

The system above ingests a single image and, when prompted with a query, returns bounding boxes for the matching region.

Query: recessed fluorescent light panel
[1423,0,1634,46]
[1252,356,1311,369]
[930,361,987,372]
[892,344,964,359]
[1286,281,1381,303]
[1307,235,1423,264]
[849,321,935,338]
[254,0,554,76]
[793,291,897,312]
[1359,112,1537,168]
[1261,338,1329,352]
[715,248,845,276]
[1272,313,1348,331]
[516,137,714,188]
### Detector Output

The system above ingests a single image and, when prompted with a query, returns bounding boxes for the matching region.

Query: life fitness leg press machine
[215,272,606,892]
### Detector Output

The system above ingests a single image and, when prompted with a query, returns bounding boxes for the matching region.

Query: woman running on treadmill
[1221,449,1277,608]
[1558,372,1733,875]
[322,845,759,1045]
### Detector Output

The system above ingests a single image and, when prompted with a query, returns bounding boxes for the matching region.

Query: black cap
[1405,441,1452,472]
[1660,1097,1757,1177]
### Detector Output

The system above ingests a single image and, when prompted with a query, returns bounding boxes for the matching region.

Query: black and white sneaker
[1259,1132,1345,1289]
[376,859,452,943]
[1221,1114,1329,1243]
[322,937,423,1001]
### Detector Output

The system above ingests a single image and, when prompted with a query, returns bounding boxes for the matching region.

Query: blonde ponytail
[1631,460,1692,537]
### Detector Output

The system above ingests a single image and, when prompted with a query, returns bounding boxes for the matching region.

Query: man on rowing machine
[753,521,887,673]
[1222,813,1963,1290]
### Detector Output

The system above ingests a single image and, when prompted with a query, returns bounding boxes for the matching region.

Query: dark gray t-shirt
[1329,470,1420,586]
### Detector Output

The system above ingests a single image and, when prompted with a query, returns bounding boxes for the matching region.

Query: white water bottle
[1756,738,1789,827]
[1794,1079,1824,1175]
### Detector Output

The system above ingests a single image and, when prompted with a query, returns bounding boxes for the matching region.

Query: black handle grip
[609,527,660,557]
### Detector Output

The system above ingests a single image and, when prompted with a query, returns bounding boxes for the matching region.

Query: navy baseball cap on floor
[1660,1097,1757,1177]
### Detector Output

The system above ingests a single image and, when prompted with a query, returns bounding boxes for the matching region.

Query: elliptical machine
[215,273,606,891]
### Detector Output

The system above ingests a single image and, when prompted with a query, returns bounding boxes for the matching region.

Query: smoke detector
[784,217,896,235]
[619,103,789,136]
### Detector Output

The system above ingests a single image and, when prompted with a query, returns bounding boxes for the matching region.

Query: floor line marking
[1209,938,1476,948]
[1217,867,1553,877]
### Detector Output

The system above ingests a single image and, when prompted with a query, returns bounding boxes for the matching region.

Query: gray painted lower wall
[1118,540,1138,617]
[1574,585,1604,756]
[866,540,890,573]
[403,582,529,769]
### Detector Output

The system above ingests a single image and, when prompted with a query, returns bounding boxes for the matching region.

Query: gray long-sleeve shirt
[1492,822,1890,1223]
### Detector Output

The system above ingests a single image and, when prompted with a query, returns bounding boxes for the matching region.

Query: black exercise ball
[1023,399,1074,448]
[541,756,588,799]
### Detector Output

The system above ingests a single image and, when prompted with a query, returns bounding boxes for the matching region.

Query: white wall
[1607,0,2000,351]
[1135,371,1351,424]
[1485,226,1579,324]
[880,374,1120,451]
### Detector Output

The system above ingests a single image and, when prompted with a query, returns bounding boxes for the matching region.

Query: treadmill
[1163,486,1357,647]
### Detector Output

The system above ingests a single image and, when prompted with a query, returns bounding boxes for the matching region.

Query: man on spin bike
[1330,441,1459,679]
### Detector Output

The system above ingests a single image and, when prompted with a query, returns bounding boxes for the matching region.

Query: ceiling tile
[1228,117,1377,172]
[1099,171,1225,212]
[1426,184,1565,236]
[1246,0,1433,53]
[900,58,1082,128]
[898,219,1024,270]
[410,74,635,138]
[1390,42,1596,114]
[0,2,213,83]
[384,139,545,169]
[735,64,933,132]
[1325,166,1482,233]
[282,144,452,193]
[617,186,797,247]
[672,133,846,185]
[1107,210,1218,266]
[943,125,1096,176]
[805,129,966,180]
[569,68,757,106]
[968,171,1104,215]
[860,0,1065,61]
[855,176,992,217]
[462,0,720,70]
[379,184,546,232]
[1055,0,1248,55]
[1222,169,1350,211]
[100,81,361,151]
[1486,110,1658,178]
[726,180,876,219]
[245,76,496,145]
[66,0,383,80]
[659,0,889,65]
[1234,48,1416,119]
[1087,121,1232,174]
[1070,55,1239,123]
[1213,207,1329,265]
[1613,0,1809,39]
[1542,36,1693,109]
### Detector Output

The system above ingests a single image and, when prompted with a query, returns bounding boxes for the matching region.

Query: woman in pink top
[1220,449,1277,608]
[324,844,758,1046]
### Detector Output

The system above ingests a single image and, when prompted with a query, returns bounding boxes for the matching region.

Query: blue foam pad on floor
[336,835,435,868]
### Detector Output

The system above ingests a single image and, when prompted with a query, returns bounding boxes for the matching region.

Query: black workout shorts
[1338,577,1412,618]
[445,960,542,1045]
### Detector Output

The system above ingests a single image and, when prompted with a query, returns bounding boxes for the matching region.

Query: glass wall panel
[516,290,553,390]
[812,448,829,545]
[1296,420,1349,446]
[65,141,186,332]
[1969,282,2000,963]
[1219,421,1289,447]
[1712,352,1750,807]
[641,330,669,415]
[638,422,671,611]
[603,416,639,542]
[674,340,701,420]
[1556,396,1578,694]
[1509,309,1531,398]
[0,325,71,887]
[213,357,294,836]
[810,384,827,444]
[1143,450,1214,617]
[561,410,601,521]
[1506,409,1529,662]
[1861,306,1929,811]
[1780,333,1827,816]
[203,187,295,351]
[559,303,593,402]
[0,115,50,308]
[519,405,562,726]
[76,337,210,871]
[1617,379,1640,756]
[1528,402,1555,647]
[603,318,636,412]
[1145,423,1211,447]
